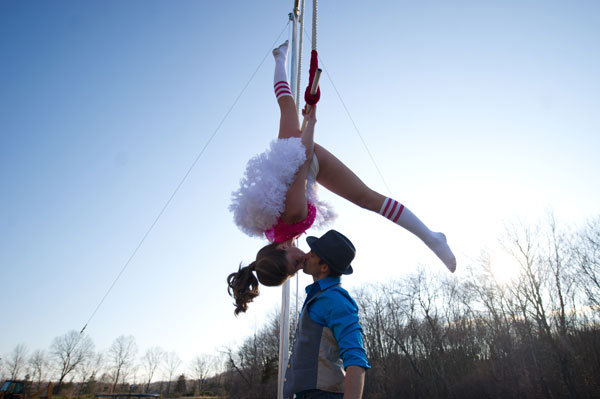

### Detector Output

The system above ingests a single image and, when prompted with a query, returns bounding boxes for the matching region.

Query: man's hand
[344,365,365,399]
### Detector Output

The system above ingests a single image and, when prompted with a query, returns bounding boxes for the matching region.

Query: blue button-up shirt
[301,276,371,370]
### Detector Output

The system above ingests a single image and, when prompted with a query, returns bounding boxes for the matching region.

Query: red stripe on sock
[275,90,292,98]
[392,204,405,223]
[380,198,392,217]
[274,81,292,98]
[274,81,290,89]
[387,202,398,219]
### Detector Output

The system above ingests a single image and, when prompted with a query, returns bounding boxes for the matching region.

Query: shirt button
[288,364,291,368]
[284,378,287,382]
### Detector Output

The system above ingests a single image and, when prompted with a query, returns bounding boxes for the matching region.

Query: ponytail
[227,264,259,316]
[227,242,290,315]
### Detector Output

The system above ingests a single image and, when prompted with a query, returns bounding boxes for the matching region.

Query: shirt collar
[305,276,341,294]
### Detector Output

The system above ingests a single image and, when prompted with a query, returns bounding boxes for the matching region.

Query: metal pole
[277,280,290,399]
[277,12,298,399]
[295,0,306,112]
[290,12,299,111]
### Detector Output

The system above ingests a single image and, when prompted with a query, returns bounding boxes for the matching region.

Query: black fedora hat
[306,230,355,275]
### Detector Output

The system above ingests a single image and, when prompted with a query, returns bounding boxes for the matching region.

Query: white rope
[79,22,291,335]
[312,0,318,50]
[312,50,393,195]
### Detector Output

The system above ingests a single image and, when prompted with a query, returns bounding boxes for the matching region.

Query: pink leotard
[264,202,317,243]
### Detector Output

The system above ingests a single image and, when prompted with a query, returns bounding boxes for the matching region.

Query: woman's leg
[273,41,301,139]
[272,41,310,223]
[314,144,456,272]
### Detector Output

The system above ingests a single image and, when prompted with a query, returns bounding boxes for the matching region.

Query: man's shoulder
[317,284,358,308]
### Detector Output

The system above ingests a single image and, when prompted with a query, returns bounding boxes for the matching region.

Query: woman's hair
[227,242,290,315]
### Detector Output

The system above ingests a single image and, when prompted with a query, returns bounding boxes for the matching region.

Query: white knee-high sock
[273,41,292,100]
[379,198,457,272]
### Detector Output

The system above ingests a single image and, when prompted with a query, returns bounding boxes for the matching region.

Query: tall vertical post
[290,12,299,110]
[277,281,290,399]
[277,12,298,398]
[295,0,306,111]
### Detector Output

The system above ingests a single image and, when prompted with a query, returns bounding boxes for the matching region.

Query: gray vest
[283,285,345,398]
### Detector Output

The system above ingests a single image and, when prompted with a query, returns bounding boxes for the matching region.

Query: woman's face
[277,242,307,275]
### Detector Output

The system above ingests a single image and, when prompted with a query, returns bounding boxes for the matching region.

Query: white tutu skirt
[230,137,336,239]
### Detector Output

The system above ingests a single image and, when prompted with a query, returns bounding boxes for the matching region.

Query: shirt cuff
[342,349,371,370]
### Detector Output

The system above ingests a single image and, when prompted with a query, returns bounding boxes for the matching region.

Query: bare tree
[107,335,138,392]
[465,253,524,396]
[77,351,104,391]
[7,344,28,380]
[142,347,164,393]
[162,352,182,394]
[0,357,6,381]
[128,364,140,388]
[502,218,589,398]
[505,223,557,398]
[223,312,282,398]
[545,215,581,397]
[573,217,600,311]
[28,350,49,388]
[211,353,228,385]
[189,354,216,394]
[50,331,94,387]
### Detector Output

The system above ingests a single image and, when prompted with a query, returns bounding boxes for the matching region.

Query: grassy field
[51,396,225,399]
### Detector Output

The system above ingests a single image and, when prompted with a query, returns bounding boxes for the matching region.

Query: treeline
[4,216,600,398]
[0,334,224,397]
[223,216,600,398]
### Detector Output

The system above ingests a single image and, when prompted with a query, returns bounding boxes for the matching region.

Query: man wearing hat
[283,230,370,399]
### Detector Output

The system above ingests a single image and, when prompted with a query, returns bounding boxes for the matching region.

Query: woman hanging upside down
[227,41,456,315]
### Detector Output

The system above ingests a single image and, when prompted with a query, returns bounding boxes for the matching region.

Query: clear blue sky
[1,0,599,369]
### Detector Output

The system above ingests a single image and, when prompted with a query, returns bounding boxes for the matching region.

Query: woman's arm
[280,106,317,224]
